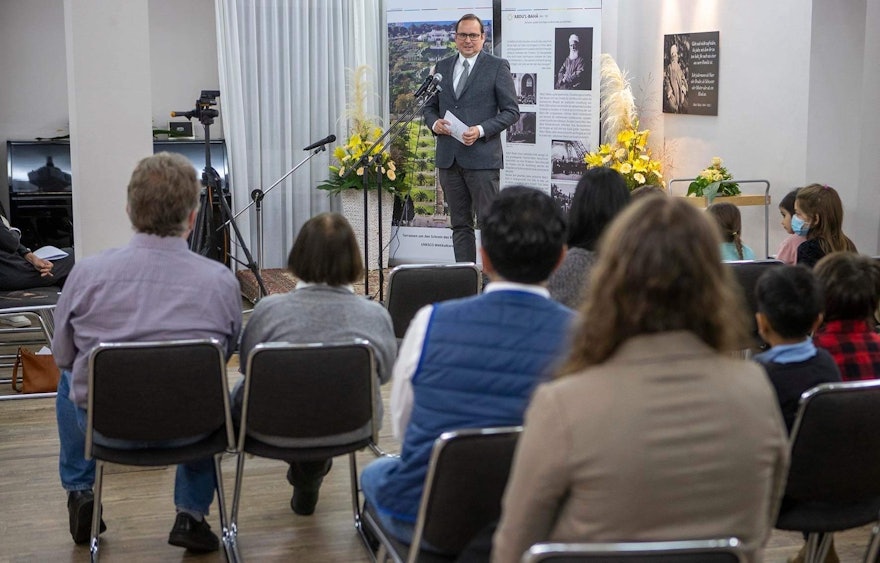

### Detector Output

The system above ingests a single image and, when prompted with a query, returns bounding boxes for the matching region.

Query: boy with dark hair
[753,265,841,433]
[813,252,880,381]
[359,186,573,547]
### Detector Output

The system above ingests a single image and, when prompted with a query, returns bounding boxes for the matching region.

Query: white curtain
[215,0,385,269]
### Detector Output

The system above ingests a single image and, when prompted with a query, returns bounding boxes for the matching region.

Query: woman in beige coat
[492,197,789,563]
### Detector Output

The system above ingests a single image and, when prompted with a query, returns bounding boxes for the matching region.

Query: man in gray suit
[424,13,520,263]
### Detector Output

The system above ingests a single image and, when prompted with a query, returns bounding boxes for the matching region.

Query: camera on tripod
[171,90,221,123]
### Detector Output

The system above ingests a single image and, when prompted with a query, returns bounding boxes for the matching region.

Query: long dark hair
[558,197,750,374]
[567,167,630,251]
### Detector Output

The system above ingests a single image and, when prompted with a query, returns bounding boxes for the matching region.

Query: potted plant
[687,156,740,204]
[317,66,410,268]
[583,55,665,191]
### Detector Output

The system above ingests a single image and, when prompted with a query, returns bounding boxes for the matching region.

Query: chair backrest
[409,426,521,558]
[86,339,232,446]
[726,260,783,345]
[786,380,880,502]
[385,263,481,338]
[238,340,377,446]
[521,538,744,562]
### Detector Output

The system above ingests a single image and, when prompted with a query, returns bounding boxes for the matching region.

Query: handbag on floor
[12,346,60,393]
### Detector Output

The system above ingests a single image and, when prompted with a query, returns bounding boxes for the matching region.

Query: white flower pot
[340,189,394,269]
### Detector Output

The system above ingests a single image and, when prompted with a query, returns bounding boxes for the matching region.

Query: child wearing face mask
[794,184,857,268]
[774,188,806,265]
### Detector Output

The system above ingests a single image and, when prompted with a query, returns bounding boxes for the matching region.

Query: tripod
[173,91,267,296]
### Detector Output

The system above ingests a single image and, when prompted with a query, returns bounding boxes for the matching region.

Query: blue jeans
[361,456,417,544]
[56,370,217,516]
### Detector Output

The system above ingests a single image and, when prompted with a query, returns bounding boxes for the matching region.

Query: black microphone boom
[303,134,336,151]
[414,73,442,98]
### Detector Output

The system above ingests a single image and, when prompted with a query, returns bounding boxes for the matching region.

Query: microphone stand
[347,79,442,300]
[225,145,329,289]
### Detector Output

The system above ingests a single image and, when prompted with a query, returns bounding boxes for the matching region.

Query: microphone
[303,134,336,151]
[414,73,442,97]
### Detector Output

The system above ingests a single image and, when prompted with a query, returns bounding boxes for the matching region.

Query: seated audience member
[0,213,74,291]
[629,184,666,201]
[52,153,242,551]
[232,212,396,516]
[774,188,806,265]
[547,168,630,308]
[813,252,880,381]
[794,184,857,268]
[361,186,574,547]
[707,202,755,261]
[753,265,841,433]
[492,197,789,563]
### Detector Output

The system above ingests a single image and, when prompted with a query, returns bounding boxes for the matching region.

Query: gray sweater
[234,285,397,442]
[547,247,596,310]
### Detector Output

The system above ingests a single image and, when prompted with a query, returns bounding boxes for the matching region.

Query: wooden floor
[0,316,877,561]
[0,354,394,562]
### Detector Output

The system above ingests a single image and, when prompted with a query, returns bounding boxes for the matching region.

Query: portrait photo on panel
[663,34,691,114]
[554,27,592,91]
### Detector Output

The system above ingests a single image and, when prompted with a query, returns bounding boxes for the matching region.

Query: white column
[64,0,153,258]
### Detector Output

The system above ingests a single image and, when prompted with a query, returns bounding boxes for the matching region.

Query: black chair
[0,286,60,394]
[385,263,481,339]
[228,340,379,562]
[775,380,880,563]
[521,538,745,562]
[363,426,522,563]
[726,260,783,351]
[84,339,235,562]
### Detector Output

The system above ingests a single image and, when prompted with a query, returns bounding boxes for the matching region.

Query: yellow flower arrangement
[687,156,740,201]
[317,66,407,195]
[584,120,664,190]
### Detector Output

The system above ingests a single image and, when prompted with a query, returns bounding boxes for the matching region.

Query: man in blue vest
[360,186,574,548]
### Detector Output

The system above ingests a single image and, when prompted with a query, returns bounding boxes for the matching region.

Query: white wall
[0,0,220,241]
[606,0,880,256]
[0,0,69,214]
[4,1,877,255]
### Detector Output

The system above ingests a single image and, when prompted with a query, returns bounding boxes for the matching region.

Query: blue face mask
[791,215,810,237]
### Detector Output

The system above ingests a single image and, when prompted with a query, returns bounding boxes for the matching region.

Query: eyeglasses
[455,32,482,41]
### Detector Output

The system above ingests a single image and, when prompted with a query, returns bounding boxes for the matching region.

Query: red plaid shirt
[814,319,880,381]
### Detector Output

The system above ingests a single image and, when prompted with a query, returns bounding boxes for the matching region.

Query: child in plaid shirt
[813,252,880,381]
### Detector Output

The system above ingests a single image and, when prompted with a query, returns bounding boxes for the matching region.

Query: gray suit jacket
[423,52,519,170]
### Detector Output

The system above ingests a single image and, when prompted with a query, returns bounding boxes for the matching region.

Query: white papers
[34,245,68,260]
[443,110,469,144]
[36,346,53,355]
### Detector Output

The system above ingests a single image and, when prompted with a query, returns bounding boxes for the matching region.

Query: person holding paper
[0,214,73,291]
[424,13,519,263]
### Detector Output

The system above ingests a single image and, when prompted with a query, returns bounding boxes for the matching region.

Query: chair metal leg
[369,441,397,458]
[805,532,832,563]
[865,521,880,563]
[90,461,105,563]
[225,450,247,563]
[351,452,378,563]
[213,452,238,563]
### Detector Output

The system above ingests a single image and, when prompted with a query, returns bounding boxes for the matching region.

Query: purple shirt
[52,233,242,407]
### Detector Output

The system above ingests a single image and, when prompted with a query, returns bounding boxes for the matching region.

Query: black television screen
[7,141,73,194]
[6,139,229,195]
